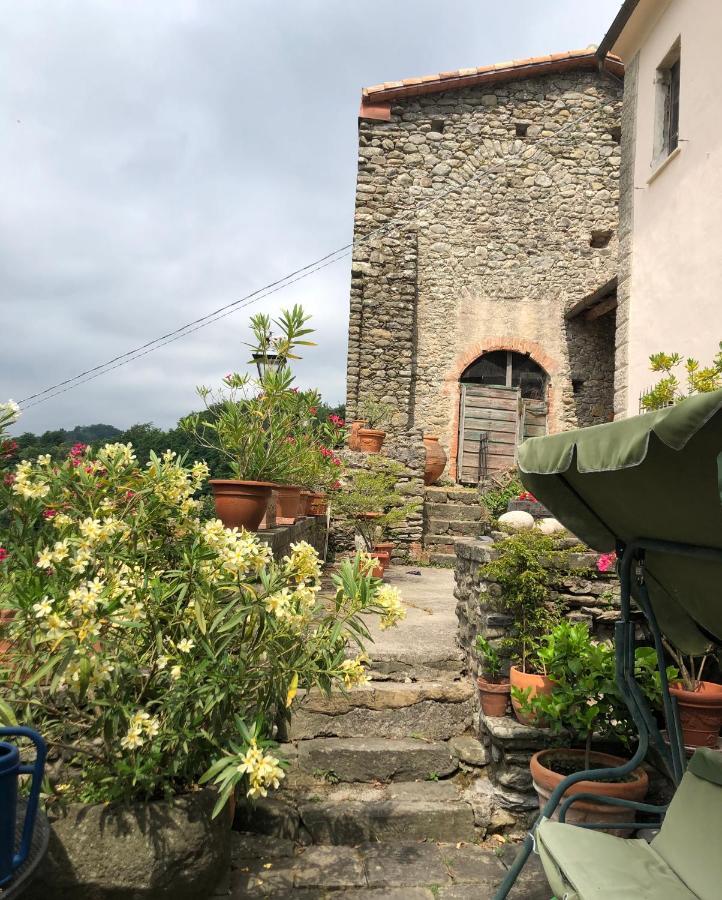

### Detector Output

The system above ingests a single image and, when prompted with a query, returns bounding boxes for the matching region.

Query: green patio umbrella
[517,388,722,654]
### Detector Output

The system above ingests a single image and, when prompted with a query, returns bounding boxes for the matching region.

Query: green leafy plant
[661,639,713,692]
[480,532,567,673]
[480,468,524,519]
[330,457,419,550]
[0,443,404,812]
[475,635,504,681]
[641,343,722,411]
[517,622,677,770]
[356,399,395,431]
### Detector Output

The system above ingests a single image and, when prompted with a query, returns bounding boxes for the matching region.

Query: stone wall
[347,68,623,474]
[258,516,327,561]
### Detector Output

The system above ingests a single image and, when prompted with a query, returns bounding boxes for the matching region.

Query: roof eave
[597,0,642,61]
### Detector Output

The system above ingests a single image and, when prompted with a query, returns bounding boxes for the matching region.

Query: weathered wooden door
[456,386,547,484]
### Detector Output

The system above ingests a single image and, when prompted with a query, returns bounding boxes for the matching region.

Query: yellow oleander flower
[339,656,370,689]
[37,454,52,466]
[32,597,53,618]
[52,539,70,562]
[176,638,194,653]
[285,672,299,708]
[374,585,406,630]
[170,664,182,680]
[36,548,54,569]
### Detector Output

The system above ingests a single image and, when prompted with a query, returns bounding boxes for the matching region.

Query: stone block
[363,842,449,888]
[296,737,458,783]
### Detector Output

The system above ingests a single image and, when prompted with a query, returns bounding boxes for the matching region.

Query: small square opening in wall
[572,379,585,395]
[609,125,621,144]
[590,229,613,249]
[430,118,445,133]
[515,122,529,137]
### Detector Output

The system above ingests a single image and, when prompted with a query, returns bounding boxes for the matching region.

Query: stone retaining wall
[258,516,327,561]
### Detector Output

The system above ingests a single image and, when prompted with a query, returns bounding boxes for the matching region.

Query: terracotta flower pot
[0,608,15,659]
[530,748,649,835]
[275,485,302,525]
[209,480,274,531]
[510,665,554,725]
[423,435,447,486]
[370,549,390,578]
[308,492,328,517]
[373,541,394,557]
[299,490,312,516]
[357,428,386,453]
[477,676,511,717]
[670,681,722,748]
[348,421,367,451]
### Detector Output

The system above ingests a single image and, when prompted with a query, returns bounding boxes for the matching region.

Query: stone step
[295,780,478,845]
[288,680,474,741]
[428,551,457,566]
[424,502,483,521]
[425,486,482,505]
[281,737,459,783]
[425,518,481,537]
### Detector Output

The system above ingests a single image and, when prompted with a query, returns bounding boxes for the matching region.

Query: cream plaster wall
[614,0,722,414]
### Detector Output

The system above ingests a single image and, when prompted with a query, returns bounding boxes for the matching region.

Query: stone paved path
[220,566,549,899]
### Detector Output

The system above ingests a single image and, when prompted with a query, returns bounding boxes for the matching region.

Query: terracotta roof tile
[360,50,623,106]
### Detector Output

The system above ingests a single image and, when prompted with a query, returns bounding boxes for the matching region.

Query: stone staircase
[423,486,487,565]
[228,567,547,898]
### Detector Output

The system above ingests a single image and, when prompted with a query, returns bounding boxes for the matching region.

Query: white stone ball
[498,511,535,532]
[536,517,566,535]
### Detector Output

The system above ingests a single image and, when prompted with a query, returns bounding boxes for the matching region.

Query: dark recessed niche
[430,118,445,133]
[609,126,622,144]
[590,229,613,248]
[572,378,585,394]
[515,122,529,137]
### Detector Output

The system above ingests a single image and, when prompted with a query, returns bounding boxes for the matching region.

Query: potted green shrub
[330,458,418,577]
[663,640,722,748]
[0,441,403,896]
[475,635,511,717]
[355,399,395,453]
[480,532,563,724]
[520,623,675,831]
[182,306,317,530]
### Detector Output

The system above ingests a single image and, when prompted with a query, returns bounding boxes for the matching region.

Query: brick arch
[445,338,562,481]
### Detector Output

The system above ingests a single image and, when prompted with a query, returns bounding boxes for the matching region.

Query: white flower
[36,454,52,466]
[170,664,182,680]
[36,548,54,569]
[33,597,53,618]
[156,655,169,670]
[176,638,195,653]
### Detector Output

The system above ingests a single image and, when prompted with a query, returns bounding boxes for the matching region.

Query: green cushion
[536,819,698,899]
[686,746,722,786]
[652,759,722,899]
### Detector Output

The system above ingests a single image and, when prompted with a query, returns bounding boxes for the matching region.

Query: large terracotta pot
[209,480,274,531]
[308,492,328,517]
[477,676,511,717]
[357,428,386,453]
[530,748,649,835]
[670,681,722,748]
[300,490,312,516]
[423,435,447,486]
[510,666,554,725]
[275,485,302,525]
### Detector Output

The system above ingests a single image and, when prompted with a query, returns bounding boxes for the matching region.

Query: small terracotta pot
[670,681,722,748]
[510,666,554,725]
[423,435,447,486]
[348,421,367,451]
[308,492,328,517]
[373,541,394,557]
[210,480,274,531]
[530,748,649,835]
[370,549,390,578]
[0,609,16,659]
[275,485,302,525]
[477,676,511,717]
[357,428,386,453]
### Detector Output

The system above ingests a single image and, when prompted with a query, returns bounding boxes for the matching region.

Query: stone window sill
[647,144,682,185]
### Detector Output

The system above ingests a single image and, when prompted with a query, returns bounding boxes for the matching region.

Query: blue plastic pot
[0,727,46,886]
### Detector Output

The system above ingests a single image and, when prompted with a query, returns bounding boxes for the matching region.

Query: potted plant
[182,306,318,530]
[663,640,722,748]
[0,442,404,896]
[330,458,418,577]
[475,635,511,717]
[480,532,563,724]
[296,412,347,519]
[356,400,395,453]
[520,623,673,832]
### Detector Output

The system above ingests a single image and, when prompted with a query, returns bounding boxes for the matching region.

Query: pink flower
[0,547,8,563]
[69,442,87,458]
[3,473,15,486]
[42,509,57,519]
[597,552,617,574]
[125,490,136,500]
[309,407,318,416]
[285,436,296,445]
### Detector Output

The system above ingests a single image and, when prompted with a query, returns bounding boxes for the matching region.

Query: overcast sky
[2,0,622,434]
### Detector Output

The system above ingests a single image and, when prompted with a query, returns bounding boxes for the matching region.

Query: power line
[18,100,612,410]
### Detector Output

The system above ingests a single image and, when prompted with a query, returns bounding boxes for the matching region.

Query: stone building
[346,49,624,486]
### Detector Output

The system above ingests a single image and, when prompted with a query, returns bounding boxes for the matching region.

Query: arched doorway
[457,350,548,484]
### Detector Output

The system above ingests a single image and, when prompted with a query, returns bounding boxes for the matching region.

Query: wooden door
[457,384,521,484]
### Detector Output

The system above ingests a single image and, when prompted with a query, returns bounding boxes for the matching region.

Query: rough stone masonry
[346,59,623,481]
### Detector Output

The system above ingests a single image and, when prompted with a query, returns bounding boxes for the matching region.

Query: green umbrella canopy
[517,389,722,654]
